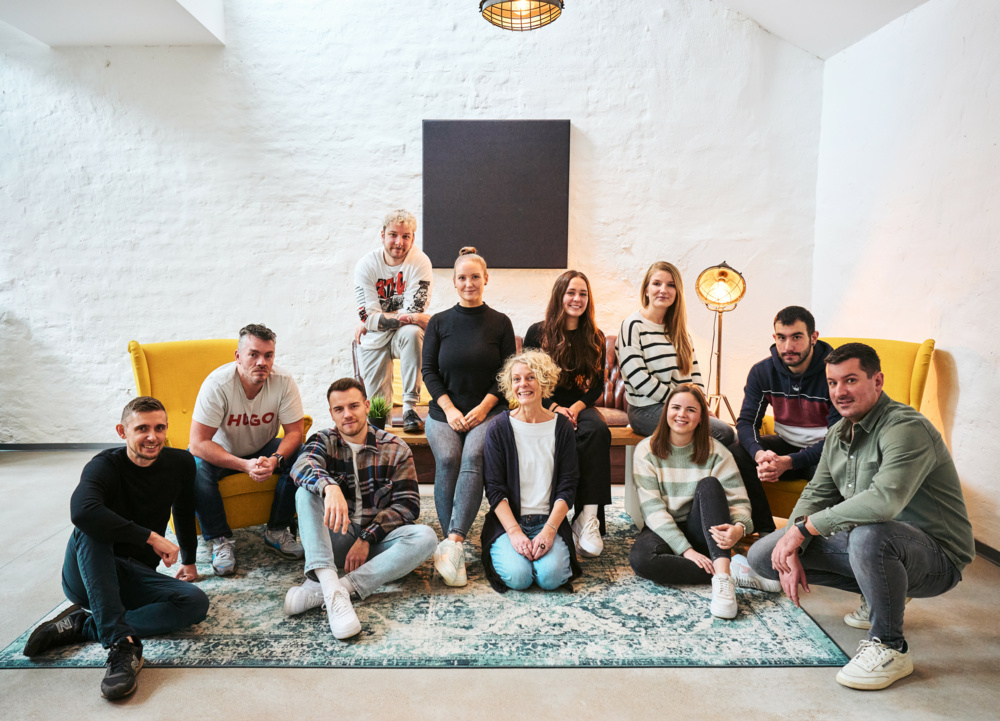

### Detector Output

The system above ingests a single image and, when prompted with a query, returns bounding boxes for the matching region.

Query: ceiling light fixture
[480,0,564,32]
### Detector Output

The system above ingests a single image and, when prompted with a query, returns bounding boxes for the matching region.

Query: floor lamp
[695,261,746,424]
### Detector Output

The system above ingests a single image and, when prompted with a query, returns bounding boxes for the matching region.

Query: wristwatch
[271,452,285,471]
[793,515,815,537]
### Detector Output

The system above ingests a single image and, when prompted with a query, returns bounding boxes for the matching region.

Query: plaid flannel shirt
[290,424,420,544]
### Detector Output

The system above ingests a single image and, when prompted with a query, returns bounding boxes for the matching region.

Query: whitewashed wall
[0,0,821,443]
[813,0,1000,545]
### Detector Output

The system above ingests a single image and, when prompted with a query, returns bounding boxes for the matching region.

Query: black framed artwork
[422,120,570,269]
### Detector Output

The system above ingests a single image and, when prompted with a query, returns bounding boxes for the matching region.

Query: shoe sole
[710,603,738,619]
[101,656,144,700]
[843,614,872,630]
[835,663,913,690]
[434,556,467,587]
[264,543,304,561]
[332,621,362,640]
[213,564,235,577]
[23,604,83,656]
[403,424,424,433]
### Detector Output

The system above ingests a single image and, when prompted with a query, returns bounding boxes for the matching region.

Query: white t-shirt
[346,441,365,525]
[192,362,304,458]
[353,246,434,350]
[510,415,557,517]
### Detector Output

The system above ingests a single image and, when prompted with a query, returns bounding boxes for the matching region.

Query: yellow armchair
[128,339,312,531]
[761,337,935,519]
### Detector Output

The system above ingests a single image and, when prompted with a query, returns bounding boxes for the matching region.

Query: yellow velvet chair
[761,337,935,519]
[128,339,312,530]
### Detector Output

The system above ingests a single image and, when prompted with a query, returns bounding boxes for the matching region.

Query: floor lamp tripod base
[706,393,738,425]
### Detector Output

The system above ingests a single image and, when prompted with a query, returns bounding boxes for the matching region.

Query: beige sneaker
[836,638,913,690]
[710,574,738,619]
[434,539,468,587]
[572,514,603,558]
[844,595,912,630]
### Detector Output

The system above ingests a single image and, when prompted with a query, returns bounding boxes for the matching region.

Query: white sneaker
[710,573,738,619]
[324,587,361,640]
[283,578,324,616]
[731,554,782,593]
[844,595,912,630]
[434,539,468,587]
[572,514,603,558]
[836,638,913,690]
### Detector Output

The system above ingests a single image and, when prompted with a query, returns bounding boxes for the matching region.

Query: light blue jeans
[425,408,503,538]
[490,515,572,591]
[296,487,437,600]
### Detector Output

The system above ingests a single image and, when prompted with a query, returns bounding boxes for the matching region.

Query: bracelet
[734,521,746,539]
[544,521,558,532]
[504,524,520,535]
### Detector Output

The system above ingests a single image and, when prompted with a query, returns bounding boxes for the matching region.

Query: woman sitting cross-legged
[480,350,582,592]
[629,383,780,619]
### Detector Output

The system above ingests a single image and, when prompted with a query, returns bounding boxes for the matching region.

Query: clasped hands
[245,454,279,482]
[445,404,488,433]
[509,526,555,561]
[754,450,793,483]
[323,484,370,572]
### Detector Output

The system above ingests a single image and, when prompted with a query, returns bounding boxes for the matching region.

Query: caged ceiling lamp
[480,0,564,32]
[695,261,747,423]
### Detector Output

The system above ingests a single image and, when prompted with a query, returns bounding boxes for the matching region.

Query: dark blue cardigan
[480,410,582,593]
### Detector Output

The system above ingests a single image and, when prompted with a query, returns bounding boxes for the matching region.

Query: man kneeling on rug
[284,377,437,639]
[747,343,975,691]
[23,397,209,700]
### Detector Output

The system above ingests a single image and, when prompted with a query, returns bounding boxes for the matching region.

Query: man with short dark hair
[728,306,840,533]
[353,209,433,433]
[745,343,975,690]
[283,377,436,639]
[24,397,209,700]
[190,323,305,576]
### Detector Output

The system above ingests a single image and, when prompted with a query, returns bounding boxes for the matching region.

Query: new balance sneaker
[844,595,912,630]
[101,639,143,700]
[836,638,913,690]
[731,553,782,593]
[572,514,604,558]
[710,573,738,619]
[283,578,324,616]
[324,587,362,640]
[434,539,468,587]
[264,527,305,560]
[211,536,236,576]
[402,409,425,433]
[23,605,89,656]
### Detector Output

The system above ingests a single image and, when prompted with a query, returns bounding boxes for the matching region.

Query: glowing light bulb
[514,0,531,14]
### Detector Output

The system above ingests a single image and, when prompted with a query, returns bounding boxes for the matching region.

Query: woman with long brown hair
[629,384,778,618]
[616,261,735,445]
[523,270,611,558]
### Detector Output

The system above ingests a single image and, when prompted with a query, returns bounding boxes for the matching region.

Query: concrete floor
[1,450,998,720]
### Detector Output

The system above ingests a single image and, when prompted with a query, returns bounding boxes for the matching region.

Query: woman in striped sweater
[616,261,735,445]
[629,384,779,619]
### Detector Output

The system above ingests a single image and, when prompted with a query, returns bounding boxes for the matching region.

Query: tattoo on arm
[377,315,401,331]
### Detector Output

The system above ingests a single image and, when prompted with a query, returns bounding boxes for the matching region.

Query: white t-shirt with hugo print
[192,362,304,458]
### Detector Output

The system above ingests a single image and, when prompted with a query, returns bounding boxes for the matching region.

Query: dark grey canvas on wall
[422,120,570,269]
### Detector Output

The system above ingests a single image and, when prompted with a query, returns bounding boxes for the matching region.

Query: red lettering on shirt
[250,414,260,426]
[227,414,241,426]
[376,272,406,300]
[262,412,275,424]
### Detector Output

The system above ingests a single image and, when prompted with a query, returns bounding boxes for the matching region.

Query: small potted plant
[367,394,391,430]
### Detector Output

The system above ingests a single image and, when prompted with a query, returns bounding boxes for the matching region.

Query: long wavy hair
[537,270,605,393]
[649,384,711,465]
[640,261,694,376]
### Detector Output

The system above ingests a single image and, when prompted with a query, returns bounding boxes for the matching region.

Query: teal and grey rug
[0,499,846,668]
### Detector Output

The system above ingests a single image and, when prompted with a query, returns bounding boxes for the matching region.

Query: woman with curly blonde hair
[479,350,582,593]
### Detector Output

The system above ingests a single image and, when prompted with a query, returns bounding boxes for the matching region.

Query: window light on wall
[480,0,564,31]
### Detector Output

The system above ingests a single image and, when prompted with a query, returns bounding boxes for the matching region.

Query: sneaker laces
[328,588,353,617]
[446,540,465,569]
[851,638,891,670]
[581,515,600,537]
[714,574,735,598]
[106,642,135,674]
[214,539,234,563]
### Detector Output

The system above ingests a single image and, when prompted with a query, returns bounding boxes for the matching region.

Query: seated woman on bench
[480,350,582,593]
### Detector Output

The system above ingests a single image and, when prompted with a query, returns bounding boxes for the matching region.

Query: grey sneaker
[844,594,912,629]
[402,409,424,433]
[211,536,236,576]
[731,554,782,593]
[101,639,143,700]
[836,638,913,690]
[264,527,305,560]
[283,578,324,616]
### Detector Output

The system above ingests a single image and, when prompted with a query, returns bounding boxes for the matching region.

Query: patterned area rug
[0,498,846,668]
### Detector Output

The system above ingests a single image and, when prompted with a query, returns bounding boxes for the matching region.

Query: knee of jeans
[746,539,775,576]
[413,525,439,559]
[184,586,211,623]
[500,564,533,590]
[295,486,321,514]
[696,476,723,493]
[847,524,891,561]
[629,540,654,577]
[534,550,571,590]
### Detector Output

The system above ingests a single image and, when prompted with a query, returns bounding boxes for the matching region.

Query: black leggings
[629,476,732,586]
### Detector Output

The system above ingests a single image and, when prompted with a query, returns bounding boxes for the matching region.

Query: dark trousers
[629,477,731,586]
[572,407,613,534]
[193,437,298,540]
[728,435,816,534]
[747,521,962,647]
[61,528,209,648]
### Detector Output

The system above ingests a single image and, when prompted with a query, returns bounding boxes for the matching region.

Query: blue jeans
[490,515,573,591]
[425,408,502,538]
[61,529,209,648]
[747,520,962,647]
[296,487,437,600]
[628,404,736,446]
[193,437,298,540]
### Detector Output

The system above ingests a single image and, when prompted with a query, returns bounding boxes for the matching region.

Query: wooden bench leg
[623,445,644,529]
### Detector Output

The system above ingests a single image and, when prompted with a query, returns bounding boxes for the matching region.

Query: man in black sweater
[23,397,209,700]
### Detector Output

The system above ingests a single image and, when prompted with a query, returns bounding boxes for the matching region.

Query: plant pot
[369,415,387,430]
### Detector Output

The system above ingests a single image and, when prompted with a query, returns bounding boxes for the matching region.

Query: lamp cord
[706,311,718,391]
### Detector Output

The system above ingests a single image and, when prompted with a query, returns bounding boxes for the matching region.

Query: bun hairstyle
[453,246,488,276]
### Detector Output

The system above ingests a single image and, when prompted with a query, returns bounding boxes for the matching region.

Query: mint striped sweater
[632,437,753,554]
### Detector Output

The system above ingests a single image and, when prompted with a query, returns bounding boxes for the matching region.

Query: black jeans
[629,476,731,586]
[728,435,816,534]
[571,407,612,534]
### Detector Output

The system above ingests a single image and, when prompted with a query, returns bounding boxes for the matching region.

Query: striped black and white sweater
[616,310,704,407]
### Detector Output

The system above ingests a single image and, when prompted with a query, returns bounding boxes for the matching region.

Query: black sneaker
[23,605,89,656]
[101,639,143,700]
[402,409,424,433]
